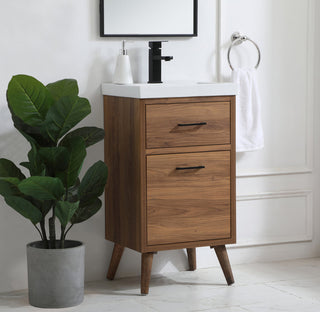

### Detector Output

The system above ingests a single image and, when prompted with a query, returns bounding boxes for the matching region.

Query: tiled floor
[1,258,320,312]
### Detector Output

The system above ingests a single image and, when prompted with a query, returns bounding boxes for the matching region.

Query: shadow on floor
[85,274,227,296]
[0,271,228,307]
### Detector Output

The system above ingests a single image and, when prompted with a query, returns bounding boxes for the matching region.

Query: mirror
[100,0,197,37]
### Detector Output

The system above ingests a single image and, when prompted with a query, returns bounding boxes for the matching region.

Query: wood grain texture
[147,151,231,245]
[143,96,232,105]
[187,248,196,271]
[144,237,235,252]
[106,243,124,280]
[212,245,234,285]
[141,253,154,295]
[104,96,145,252]
[146,102,231,148]
[104,95,236,253]
[146,144,231,155]
[103,94,236,293]
[140,98,147,251]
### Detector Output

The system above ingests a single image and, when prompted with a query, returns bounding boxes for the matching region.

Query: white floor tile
[243,299,320,312]
[200,308,248,312]
[233,258,320,285]
[267,277,320,302]
[1,258,320,312]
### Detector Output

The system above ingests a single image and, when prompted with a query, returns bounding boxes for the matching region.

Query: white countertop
[101,82,238,99]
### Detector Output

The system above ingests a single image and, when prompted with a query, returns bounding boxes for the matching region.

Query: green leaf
[0,177,21,197]
[46,79,79,101]
[20,162,31,171]
[45,95,91,142]
[56,201,79,227]
[5,196,42,225]
[25,142,46,176]
[71,198,101,224]
[18,176,64,200]
[57,137,86,187]
[10,113,54,147]
[66,178,80,203]
[38,146,69,173]
[6,75,53,127]
[78,161,108,202]
[61,127,105,148]
[30,198,52,217]
[41,200,53,217]
[0,159,25,180]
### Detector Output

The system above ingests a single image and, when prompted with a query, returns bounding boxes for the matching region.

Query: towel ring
[227,32,261,71]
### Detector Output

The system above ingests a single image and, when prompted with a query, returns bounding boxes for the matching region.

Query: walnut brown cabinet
[103,85,236,295]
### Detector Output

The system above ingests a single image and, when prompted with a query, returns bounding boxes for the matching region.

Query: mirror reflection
[100,0,197,37]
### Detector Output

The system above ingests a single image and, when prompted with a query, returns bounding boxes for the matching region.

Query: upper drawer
[146,102,230,149]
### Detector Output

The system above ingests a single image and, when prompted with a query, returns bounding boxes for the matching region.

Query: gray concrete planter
[26,240,85,308]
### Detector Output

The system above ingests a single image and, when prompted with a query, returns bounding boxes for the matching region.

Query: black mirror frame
[99,0,198,37]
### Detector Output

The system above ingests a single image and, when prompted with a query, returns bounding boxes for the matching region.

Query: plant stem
[33,224,43,240]
[40,219,49,248]
[60,225,66,249]
[49,205,56,249]
[65,187,69,201]
[64,223,74,240]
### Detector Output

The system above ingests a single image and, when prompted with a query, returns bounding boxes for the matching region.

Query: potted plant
[0,75,108,308]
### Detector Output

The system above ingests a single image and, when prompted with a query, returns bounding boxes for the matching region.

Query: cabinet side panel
[230,96,236,243]
[104,96,142,252]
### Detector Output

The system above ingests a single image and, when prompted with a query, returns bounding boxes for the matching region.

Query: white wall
[221,0,316,243]
[218,0,320,263]
[0,0,319,293]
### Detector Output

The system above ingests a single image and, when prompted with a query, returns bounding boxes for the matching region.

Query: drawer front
[147,151,231,246]
[146,102,230,149]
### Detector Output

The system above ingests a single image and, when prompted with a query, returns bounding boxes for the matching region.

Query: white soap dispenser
[113,41,133,84]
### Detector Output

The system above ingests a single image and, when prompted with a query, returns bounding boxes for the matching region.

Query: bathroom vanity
[102,82,237,294]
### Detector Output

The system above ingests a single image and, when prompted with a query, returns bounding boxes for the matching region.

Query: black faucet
[148,41,173,84]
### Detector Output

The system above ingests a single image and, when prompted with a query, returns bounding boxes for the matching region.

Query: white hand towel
[232,68,264,152]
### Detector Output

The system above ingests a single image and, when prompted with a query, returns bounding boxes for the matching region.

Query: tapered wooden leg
[141,252,154,295]
[107,243,124,280]
[187,248,196,271]
[211,245,234,285]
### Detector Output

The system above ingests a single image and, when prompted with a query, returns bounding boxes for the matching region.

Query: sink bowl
[101,82,238,99]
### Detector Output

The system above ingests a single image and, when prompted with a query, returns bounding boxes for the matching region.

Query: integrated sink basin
[101,82,238,99]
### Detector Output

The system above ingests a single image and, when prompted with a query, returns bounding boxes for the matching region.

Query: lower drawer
[146,151,231,246]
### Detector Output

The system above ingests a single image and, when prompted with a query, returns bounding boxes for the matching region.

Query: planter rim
[27,240,84,250]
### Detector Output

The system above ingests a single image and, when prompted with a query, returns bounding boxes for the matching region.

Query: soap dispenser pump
[113,41,133,84]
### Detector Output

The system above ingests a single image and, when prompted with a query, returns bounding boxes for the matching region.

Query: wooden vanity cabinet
[104,95,236,294]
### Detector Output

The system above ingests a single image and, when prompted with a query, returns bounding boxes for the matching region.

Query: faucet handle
[163,56,173,61]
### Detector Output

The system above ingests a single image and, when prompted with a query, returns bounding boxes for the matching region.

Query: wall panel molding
[237,167,312,178]
[305,0,315,173]
[232,190,313,248]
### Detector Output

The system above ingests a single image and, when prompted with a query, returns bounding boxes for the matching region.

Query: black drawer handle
[177,122,207,127]
[176,166,205,171]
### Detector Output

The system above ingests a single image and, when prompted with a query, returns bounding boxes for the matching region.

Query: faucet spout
[148,41,173,84]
